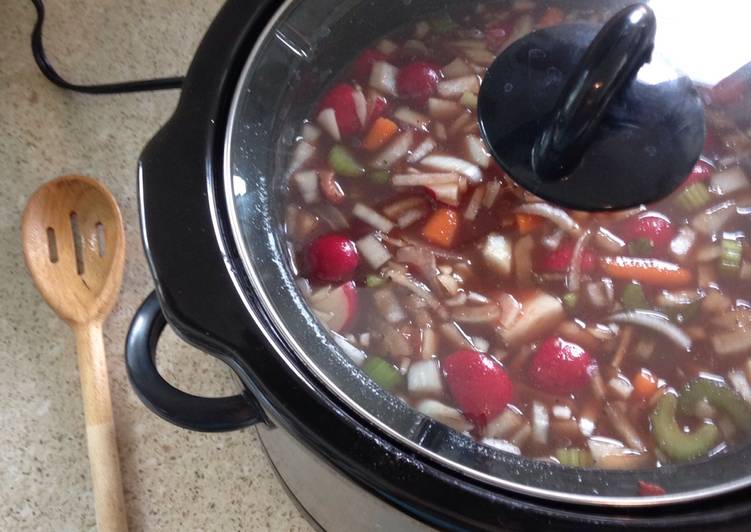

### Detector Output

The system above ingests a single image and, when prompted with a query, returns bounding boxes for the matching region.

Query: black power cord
[30,0,184,94]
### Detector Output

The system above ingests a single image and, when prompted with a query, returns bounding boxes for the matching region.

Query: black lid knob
[478,3,705,211]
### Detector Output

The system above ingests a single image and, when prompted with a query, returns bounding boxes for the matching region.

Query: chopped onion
[394,106,431,130]
[608,310,692,351]
[552,405,572,420]
[472,336,490,352]
[356,234,392,269]
[481,438,521,455]
[353,203,395,233]
[567,229,592,292]
[587,436,630,461]
[712,328,751,357]
[372,130,414,169]
[448,112,473,137]
[585,279,614,309]
[437,75,480,98]
[500,291,565,347]
[428,98,463,120]
[440,321,475,348]
[414,21,430,39]
[481,233,513,277]
[421,154,483,183]
[376,39,399,55]
[386,269,440,309]
[416,399,473,432]
[541,229,564,251]
[711,166,748,196]
[692,201,736,236]
[427,183,461,206]
[607,375,634,400]
[407,359,443,395]
[392,172,458,186]
[484,407,525,439]
[465,135,491,168]
[316,108,341,141]
[464,186,485,221]
[433,122,448,141]
[467,291,490,305]
[382,196,427,219]
[532,401,549,445]
[670,226,697,262]
[444,292,468,307]
[396,246,439,282]
[604,403,645,452]
[594,227,625,253]
[397,208,428,228]
[516,203,581,236]
[407,137,437,163]
[463,47,496,66]
[292,170,319,204]
[332,333,366,366]
[351,87,367,127]
[728,370,751,403]
[452,304,501,324]
[369,61,399,96]
[442,57,474,78]
[497,293,522,329]
[373,289,406,323]
[301,123,321,143]
[286,141,315,177]
[482,182,502,208]
[421,328,437,359]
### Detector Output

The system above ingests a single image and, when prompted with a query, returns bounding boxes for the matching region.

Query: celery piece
[651,394,719,461]
[460,91,478,110]
[679,377,751,434]
[621,282,649,310]
[329,145,364,178]
[676,183,711,212]
[719,238,743,278]
[366,275,385,288]
[367,170,390,185]
[362,356,402,391]
[555,448,593,467]
[562,292,579,314]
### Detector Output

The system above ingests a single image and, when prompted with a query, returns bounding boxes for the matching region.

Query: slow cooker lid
[224,0,751,506]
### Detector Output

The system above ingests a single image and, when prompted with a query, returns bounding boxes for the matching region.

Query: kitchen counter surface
[1,1,312,530]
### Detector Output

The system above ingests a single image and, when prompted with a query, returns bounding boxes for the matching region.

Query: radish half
[310,282,358,332]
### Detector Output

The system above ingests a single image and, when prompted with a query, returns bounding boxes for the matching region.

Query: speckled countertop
[1,1,311,530]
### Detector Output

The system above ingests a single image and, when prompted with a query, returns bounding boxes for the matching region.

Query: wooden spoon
[22,175,127,532]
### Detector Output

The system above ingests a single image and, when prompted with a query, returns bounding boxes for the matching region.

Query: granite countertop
[1,1,311,530]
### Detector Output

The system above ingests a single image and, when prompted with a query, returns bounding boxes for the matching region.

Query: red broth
[282,2,751,469]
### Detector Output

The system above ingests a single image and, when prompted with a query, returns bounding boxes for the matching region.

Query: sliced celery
[562,292,579,314]
[621,282,649,310]
[555,448,593,467]
[329,145,364,178]
[676,183,711,212]
[366,275,386,288]
[362,356,402,391]
[651,394,719,461]
[367,170,390,185]
[719,238,743,277]
[679,377,751,434]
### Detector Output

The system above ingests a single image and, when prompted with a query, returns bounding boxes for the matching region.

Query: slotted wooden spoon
[22,175,128,532]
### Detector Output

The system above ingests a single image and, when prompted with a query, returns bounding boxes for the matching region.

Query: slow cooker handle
[125,292,263,432]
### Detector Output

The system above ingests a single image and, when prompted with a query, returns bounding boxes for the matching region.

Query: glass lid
[225,0,751,505]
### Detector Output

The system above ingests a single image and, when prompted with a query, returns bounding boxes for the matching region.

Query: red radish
[310,282,358,332]
[683,159,715,186]
[307,233,359,282]
[485,20,515,50]
[620,213,675,252]
[528,337,592,395]
[319,84,361,137]
[397,62,440,105]
[353,49,388,82]
[638,480,667,497]
[319,171,345,205]
[442,350,514,426]
[536,242,597,273]
[365,94,388,128]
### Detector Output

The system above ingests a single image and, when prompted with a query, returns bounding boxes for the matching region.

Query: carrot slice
[600,256,693,287]
[423,208,459,247]
[632,369,658,401]
[516,213,543,234]
[362,117,399,151]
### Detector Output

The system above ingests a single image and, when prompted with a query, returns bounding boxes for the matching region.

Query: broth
[281,2,751,470]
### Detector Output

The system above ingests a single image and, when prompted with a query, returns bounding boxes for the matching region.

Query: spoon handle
[74,322,128,532]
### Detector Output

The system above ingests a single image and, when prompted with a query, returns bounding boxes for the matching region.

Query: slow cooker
[124,0,751,529]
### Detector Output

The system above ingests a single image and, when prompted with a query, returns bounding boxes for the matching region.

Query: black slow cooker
[125,0,751,529]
